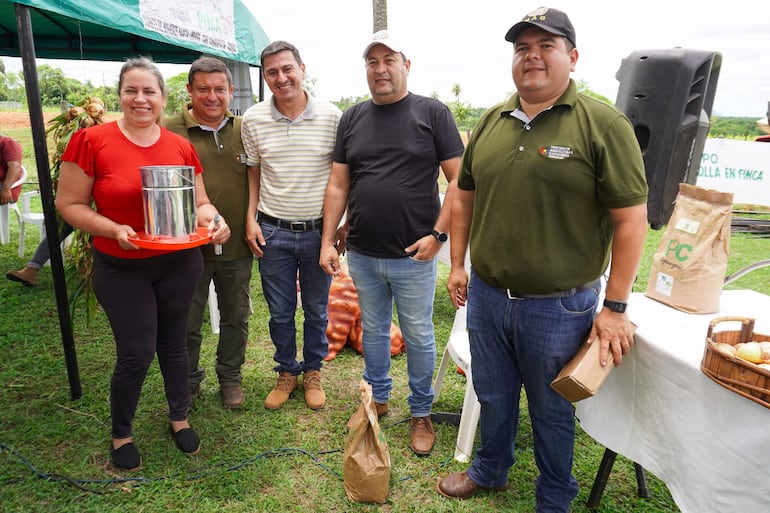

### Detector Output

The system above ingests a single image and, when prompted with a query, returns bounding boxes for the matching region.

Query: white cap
[362,30,404,59]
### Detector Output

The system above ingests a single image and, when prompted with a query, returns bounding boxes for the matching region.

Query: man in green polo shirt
[166,56,253,410]
[436,7,649,512]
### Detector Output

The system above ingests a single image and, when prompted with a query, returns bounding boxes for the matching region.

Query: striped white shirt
[241,93,341,220]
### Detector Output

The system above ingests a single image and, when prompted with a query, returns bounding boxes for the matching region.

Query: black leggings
[92,248,203,439]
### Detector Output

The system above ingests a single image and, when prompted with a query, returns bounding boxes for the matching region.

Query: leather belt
[257,212,322,232]
[505,279,600,300]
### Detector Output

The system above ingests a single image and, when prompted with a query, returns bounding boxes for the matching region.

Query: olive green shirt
[166,104,251,261]
[459,80,648,293]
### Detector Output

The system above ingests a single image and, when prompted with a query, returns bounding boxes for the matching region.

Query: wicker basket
[701,316,770,410]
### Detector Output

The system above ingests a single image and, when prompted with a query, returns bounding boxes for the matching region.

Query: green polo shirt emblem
[539,145,573,159]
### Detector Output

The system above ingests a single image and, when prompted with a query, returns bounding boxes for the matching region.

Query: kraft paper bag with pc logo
[645,183,733,314]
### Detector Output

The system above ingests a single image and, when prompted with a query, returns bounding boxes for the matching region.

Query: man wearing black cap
[437,7,648,511]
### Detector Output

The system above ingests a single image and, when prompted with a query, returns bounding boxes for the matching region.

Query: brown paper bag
[343,381,391,503]
[645,183,733,313]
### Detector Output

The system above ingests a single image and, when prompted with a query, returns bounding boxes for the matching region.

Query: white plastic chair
[208,280,220,334]
[17,189,46,258]
[432,304,481,463]
[0,165,25,244]
[432,212,479,462]
[207,279,254,335]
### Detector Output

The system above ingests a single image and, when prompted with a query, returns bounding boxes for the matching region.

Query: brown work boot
[221,385,244,409]
[375,402,388,418]
[303,370,326,410]
[410,415,435,456]
[6,265,39,286]
[264,372,298,410]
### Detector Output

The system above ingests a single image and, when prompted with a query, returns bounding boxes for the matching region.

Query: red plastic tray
[128,226,210,250]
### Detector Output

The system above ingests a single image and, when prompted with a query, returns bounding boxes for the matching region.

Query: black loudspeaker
[615,49,722,229]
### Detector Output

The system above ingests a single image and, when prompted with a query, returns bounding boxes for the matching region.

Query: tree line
[0,59,765,140]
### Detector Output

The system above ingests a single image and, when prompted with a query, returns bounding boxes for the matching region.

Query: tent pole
[15,3,82,400]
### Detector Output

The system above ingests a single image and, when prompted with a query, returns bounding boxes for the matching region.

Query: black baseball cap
[505,7,576,47]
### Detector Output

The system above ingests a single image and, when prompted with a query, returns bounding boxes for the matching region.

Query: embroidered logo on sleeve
[539,145,573,159]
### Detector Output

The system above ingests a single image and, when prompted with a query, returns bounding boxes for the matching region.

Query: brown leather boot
[437,471,508,499]
[375,402,388,418]
[410,415,435,456]
[6,265,39,286]
[264,372,298,410]
[221,385,245,409]
[303,370,326,410]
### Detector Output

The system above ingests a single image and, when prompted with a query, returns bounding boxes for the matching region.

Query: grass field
[1,108,769,512]
[1,229,689,513]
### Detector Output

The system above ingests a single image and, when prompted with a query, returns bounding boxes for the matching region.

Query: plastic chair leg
[208,281,220,334]
[453,373,481,463]
[18,219,46,259]
[432,347,451,400]
[0,204,8,244]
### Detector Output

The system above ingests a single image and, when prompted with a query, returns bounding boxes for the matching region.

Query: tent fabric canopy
[0,0,269,65]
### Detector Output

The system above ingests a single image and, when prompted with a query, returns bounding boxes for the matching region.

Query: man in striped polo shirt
[242,41,342,411]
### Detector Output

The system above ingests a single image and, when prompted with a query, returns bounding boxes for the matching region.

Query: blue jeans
[258,222,330,375]
[29,221,74,269]
[347,249,437,417]
[465,270,599,513]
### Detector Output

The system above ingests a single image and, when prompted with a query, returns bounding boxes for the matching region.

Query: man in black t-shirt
[320,30,464,457]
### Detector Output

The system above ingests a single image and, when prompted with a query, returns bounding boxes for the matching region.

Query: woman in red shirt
[56,57,231,471]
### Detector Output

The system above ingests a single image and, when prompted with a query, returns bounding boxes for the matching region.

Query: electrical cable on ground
[0,417,458,495]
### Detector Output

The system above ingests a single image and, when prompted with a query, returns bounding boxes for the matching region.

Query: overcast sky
[247,0,769,118]
[4,0,769,117]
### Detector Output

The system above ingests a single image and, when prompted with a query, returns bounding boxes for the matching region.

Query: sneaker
[221,385,244,409]
[303,370,326,410]
[264,372,298,410]
[6,265,39,286]
[410,416,435,456]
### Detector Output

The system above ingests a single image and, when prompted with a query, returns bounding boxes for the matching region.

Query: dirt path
[1,110,119,129]
[0,111,60,129]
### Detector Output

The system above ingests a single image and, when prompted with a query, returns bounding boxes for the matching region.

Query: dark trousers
[186,256,253,388]
[93,248,203,439]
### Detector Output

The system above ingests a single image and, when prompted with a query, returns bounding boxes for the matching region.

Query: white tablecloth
[576,290,770,513]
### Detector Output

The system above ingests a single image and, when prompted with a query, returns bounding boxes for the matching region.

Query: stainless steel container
[140,166,197,237]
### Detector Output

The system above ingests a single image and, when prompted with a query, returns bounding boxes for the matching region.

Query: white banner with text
[697,138,770,207]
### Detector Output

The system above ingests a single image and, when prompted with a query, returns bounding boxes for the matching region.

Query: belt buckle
[506,289,523,300]
[290,221,306,231]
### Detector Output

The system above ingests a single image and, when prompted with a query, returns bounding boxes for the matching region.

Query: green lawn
[2,113,769,511]
[2,214,768,512]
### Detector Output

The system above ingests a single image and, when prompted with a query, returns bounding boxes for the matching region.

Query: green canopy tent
[2,0,270,400]
[1,0,268,64]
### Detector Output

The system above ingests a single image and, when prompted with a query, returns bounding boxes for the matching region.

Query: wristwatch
[431,230,448,244]
[603,299,627,314]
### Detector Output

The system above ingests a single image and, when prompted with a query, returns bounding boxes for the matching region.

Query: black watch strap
[603,299,627,313]
[431,230,448,243]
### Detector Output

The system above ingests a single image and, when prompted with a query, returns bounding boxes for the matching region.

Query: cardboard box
[550,324,636,402]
